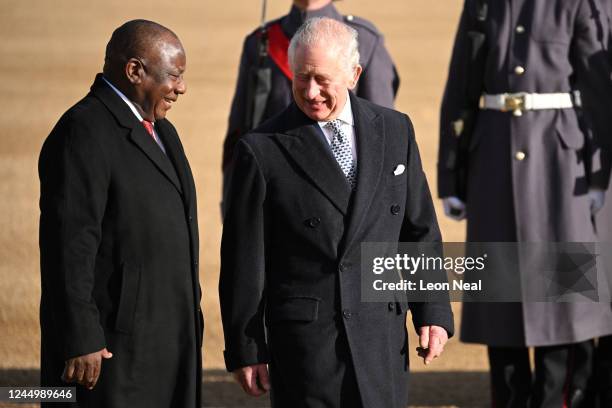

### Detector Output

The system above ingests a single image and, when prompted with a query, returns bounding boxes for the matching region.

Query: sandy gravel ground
[0,1,490,406]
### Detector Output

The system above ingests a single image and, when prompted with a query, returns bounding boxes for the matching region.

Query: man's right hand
[62,347,113,390]
[442,196,466,221]
[232,364,270,397]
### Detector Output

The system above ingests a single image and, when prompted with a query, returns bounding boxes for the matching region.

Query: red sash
[266,23,293,80]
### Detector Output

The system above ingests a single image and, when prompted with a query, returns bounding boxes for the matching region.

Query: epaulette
[343,15,381,37]
[249,17,284,39]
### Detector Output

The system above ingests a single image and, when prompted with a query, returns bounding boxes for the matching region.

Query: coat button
[189,215,193,221]
[194,261,199,267]
[516,25,525,34]
[338,263,348,273]
[390,204,401,215]
[388,302,395,311]
[307,217,321,228]
[515,151,526,161]
[343,309,352,319]
[514,66,525,75]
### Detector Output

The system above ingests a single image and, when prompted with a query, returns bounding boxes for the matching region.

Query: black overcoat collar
[89,74,186,198]
[156,119,194,212]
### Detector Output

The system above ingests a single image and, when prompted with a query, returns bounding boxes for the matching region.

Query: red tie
[142,120,155,138]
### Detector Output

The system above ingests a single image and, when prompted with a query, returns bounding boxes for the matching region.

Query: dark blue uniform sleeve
[350,17,399,109]
[438,2,474,199]
[571,0,612,188]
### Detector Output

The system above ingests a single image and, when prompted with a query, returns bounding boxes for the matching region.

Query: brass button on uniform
[516,25,525,33]
[514,66,525,75]
[343,309,352,319]
[390,204,401,215]
[515,151,526,161]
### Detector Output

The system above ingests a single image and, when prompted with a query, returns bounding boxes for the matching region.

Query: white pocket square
[393,164,405,176]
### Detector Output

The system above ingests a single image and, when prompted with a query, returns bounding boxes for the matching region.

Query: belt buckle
[502,93,526,116]
[503,93,525,113]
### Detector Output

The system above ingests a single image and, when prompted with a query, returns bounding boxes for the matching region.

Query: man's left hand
[62,347,113,389]
[232,364,270,397]
[416,325,448,365]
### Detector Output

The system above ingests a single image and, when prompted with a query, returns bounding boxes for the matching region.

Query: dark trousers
[267,315,364,408]
[489,340,594,408]
[596,335,612,407]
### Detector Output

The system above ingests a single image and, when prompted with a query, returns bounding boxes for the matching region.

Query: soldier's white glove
[442,196,466,221]
[588,188,605,215]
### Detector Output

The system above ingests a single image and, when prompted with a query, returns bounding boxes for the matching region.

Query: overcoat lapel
[127,127,183,195]
[156,120,193,210]
[274,104,352,215]
[342,93,385,253]
[90,74,183,195]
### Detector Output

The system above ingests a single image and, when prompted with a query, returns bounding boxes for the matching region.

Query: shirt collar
[318,93,354,128]
[102,76,151,124]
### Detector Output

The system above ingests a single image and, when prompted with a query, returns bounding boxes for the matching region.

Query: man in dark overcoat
[221,0,399,184]
[220,17,453,408]
[38,20,202,407]
[438,0,612,406]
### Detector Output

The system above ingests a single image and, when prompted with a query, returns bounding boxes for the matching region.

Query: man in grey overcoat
[438,0,612,406]
[221,17,453,408]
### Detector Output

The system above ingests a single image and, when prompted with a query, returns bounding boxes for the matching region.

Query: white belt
[479,92,576,116]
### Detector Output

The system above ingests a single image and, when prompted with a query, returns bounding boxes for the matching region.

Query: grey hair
[288,17,360,76]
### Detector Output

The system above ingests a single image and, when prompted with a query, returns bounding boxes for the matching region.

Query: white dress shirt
[102,76,166,153]
[317,94,357,163]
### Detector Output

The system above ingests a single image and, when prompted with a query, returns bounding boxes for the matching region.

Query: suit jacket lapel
[90,74,182,195]
[274,104,351,215]
[342,93,385,253]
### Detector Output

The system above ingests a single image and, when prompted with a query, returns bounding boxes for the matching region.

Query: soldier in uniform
[594,2,612,406]
[438,0,612,406]
[222,0,399,181]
